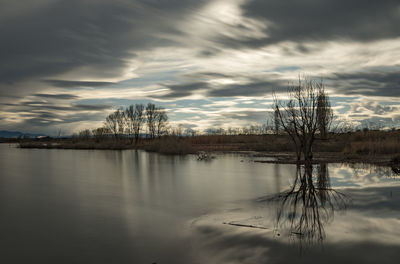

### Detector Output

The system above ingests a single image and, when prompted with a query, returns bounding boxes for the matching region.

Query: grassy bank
[17,130,400,163]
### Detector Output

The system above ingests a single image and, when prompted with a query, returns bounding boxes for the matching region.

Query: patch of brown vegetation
[17,130,400,163]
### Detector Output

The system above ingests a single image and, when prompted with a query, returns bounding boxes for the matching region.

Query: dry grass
[18,130,400,159]
[144,136,194,155]
[187,134,293,152]
[19,139,134,150]
[343,130,400,155]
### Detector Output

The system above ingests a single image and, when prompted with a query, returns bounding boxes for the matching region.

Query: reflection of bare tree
[390,157,400,175]
[392,166,400,175]
[270,163,348,248]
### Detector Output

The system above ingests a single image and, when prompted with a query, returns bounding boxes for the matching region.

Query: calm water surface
[0,144,399,263]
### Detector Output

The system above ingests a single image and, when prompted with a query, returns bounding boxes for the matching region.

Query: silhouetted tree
[105,111,119,138]
[116,108,125,135]
[171,124,184,137]
[146,103,157,139]
[155,107,168,138]
[273,77,330,163]
[125,104,145,144]
[185,128,197,136]
[274,109,280,135]
[105,108,125,139]
[92,127,109,141]
[316,86,333,139]
[78,129,91,140]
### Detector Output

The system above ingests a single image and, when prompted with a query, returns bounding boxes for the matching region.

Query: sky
[1,0,400,135]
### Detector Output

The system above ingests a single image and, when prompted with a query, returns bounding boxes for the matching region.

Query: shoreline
[11,141,399,167]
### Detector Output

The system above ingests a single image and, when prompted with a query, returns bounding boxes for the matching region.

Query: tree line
[74,84,334,149]
[67,76,399,160]
[76,103,168,144]
[105,103,168,143]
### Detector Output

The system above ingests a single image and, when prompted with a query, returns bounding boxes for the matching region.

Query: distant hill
[0,130,47,138]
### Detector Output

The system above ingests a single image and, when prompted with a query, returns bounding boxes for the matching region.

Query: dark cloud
[20,111,107,128]
[2,100,112,132]
[218,0,400,49]
[222,111,267,122]
[74,104,111,111]
[43,80,115,88]
[33,93,79,100]
[208,80,286,97]
[8,101,111,112]
[1,1,399,132]
[348,114,370,118]
[157,82,210,99]
[196,48,221,58]
[156,73,287,98]
[0,0,207,84]
[329,70,400,97]
[184,72,234,79]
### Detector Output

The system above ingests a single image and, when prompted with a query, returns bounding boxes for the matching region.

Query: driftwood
[223,222,268,230]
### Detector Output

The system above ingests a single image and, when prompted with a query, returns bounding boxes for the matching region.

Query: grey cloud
[157,82,210,99]
[221,0,400,49]
[2,100,111,133]
[20,101,48,107]
[184,72,234,79]
[362,102,400,115]
[21,111,107,128]
[33,93,79,100]
[158,91,194,99]
[348,114,370,118]
[0,0,207,85]
[9,101,111,112]
[208,80,286,97]
[43,80,115,88]
[329,70,400,97]
[196,48,221,58]
[74,104,111,111]
[158,74,287,98]
[222,111,267,122]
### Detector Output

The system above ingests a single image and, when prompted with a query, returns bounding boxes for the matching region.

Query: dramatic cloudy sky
[1,0,400,135]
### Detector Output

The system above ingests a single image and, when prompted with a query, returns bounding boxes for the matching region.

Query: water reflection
[2,145,400,263]
[391,164,400,175]
[270,163,349,248]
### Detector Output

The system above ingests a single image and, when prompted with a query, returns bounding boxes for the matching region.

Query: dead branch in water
[223,222,268,230]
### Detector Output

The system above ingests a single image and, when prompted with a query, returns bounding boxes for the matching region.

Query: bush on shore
[144,136,194,155]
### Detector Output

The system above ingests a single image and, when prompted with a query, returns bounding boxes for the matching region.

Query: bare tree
[116,108,126,135]
[274,109,280,135]
[185,128,197,137]
[105,111,119,139]
[92,127,108,141]
[316,85,333,139]
[134,104,145,143]
[273,77,329,163]
[171,124,184,137]
[125,104,145,144]
[146,103,157,139]
[125,105,135,141]
[78,129,92,140]
[155,107,168,138]
[105,108,125,139]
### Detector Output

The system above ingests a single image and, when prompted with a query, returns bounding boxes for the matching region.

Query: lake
[0,144,399,263]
